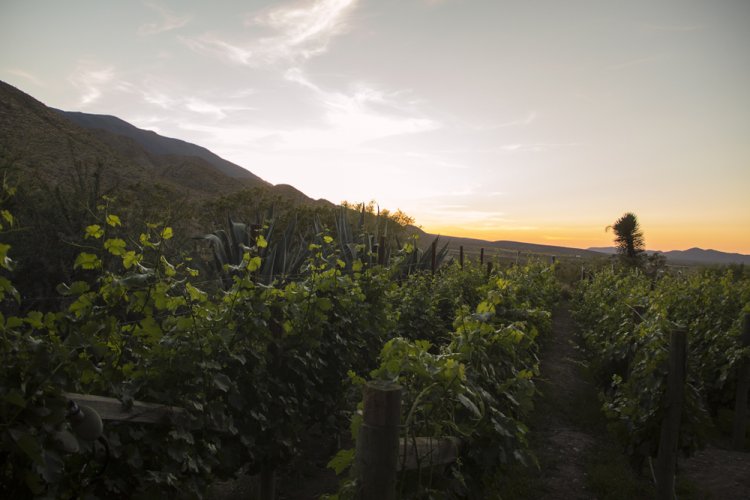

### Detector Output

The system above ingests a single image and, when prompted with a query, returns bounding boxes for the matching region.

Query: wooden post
[480,248,484,265]
[459,246,464,269]
[260,464,275,500]
[378,236,386,266]
[655,327,687,500]
[431,240,437,274]
[732,313,750,450]
[356,381,402,500]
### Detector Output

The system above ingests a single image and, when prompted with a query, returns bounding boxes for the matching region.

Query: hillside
[0,80,324,204]
[58,110,267,183]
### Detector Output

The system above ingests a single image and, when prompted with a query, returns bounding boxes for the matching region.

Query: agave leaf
[195,233,229,269]
[228,217,248,260]
[358,203,365,232]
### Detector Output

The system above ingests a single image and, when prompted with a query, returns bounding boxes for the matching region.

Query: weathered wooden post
[732,313,750,450]
[260,465,275,500]
[378,236,386,266]
[480,248,484,265]
[356,381,402,500]
[655,327,687,500]
[459,246,464,269]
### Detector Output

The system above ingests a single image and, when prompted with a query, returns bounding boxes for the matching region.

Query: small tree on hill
[606,212,645,266]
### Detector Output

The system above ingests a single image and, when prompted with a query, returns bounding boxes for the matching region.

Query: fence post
[260,464,275,500]
[356,381,402,500]
[732,313,750,450]
[480,248,484,265]
[378,236,386,266]
[459,246,464,269]
[431,241,437,274]
[655,327,687,500]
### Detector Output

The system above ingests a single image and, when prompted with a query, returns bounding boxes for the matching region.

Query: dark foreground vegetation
[1,159,749,499]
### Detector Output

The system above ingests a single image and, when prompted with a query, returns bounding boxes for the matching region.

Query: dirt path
[528,302,600,499]
[524,302,750,500]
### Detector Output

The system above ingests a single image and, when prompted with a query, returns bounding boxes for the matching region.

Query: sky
[1,0,749,253]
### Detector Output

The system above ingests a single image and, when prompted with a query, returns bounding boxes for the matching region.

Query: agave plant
[195,217,258,288]
[196,203,448,287]
[391,234,451,278]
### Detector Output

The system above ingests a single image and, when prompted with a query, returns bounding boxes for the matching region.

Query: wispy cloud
[138,1,191,36]
[69,64,116,105]
[182,0,359,66]
[6,68,46,87]
[283,68,439,146]
[185,97,256,119]
[181,36,253,65]
[495,111,536,128]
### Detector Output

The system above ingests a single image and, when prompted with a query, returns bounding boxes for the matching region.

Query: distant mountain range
[1,79,745,267]
[588,247,750,266]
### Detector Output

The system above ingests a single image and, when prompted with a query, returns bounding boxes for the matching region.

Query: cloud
[282,68,439,147]
[182,0,359,66]
[68,64,116,105]
[495,112,536,128]
[138,1,191,36]
[5,68,46,87]
[143,89,178,109]
[184,97,256,119]
[181,36,254,65]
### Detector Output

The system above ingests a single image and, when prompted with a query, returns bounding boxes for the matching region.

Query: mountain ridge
[588,246,750,265]
[57,110,266,183]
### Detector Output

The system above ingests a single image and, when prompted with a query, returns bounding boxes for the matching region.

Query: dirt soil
[529,302,601,499]
[527,302,750,500]
[681,446,750,499]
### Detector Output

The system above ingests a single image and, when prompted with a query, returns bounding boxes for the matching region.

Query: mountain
[588,246,750,265]
[587,247,618,255]
[0,80,330,205]
[57,110,265,182]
